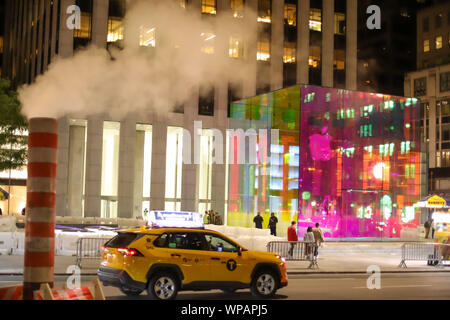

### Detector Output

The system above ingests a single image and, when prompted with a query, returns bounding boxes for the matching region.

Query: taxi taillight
[117,248,144,257]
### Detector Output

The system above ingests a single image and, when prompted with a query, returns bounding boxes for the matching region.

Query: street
[1,272,449,300]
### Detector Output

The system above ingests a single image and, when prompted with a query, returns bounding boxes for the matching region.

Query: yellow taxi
[97,226,288,300]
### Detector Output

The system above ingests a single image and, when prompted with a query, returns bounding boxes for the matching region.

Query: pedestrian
[253,212,263,229]
[287,221,298,258]
[214,212,222,225]
[424,218,431,239]
[303,226,315,260]
[0,208,2,216]
[21,208,25,216]
[268,212,278,236]
[312,222,325,258]
[204,211,210,224]
[431,219,436,239]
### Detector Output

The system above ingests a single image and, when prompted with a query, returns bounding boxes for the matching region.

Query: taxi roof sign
[147,211,204,229]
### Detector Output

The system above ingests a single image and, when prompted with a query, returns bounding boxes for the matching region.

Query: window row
[423,34,450,52]
[414,72,450,96]
[422,11,450,32]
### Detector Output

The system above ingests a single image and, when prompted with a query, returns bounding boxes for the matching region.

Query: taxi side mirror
[237,247,242,256]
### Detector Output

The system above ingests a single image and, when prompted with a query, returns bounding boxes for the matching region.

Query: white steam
[19,0,257,119]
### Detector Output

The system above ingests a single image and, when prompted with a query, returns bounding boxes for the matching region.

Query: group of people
[253,212,279,236]
[204,210,223,225]
[288,221,324,259]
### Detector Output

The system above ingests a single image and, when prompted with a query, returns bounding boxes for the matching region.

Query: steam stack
[23,118,58,300]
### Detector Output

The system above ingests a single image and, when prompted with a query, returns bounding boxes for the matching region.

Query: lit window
[423,39,430,52]
[74,13,92,39]
[107,17,123,43]
[334,13,345,35]
[257,0,271,23]
[198,129,214,211]
[334,49,345,70]
[229,36,244,58]
[140,26,156,47]
[309,46,320,68]
[284,4,296,26]
[231,0,244,18]
[202,0,217,15]
[101,121,120,219]
[165,127,183,210]
[436,36,442,49]
[309,9,322,32]
[201,32,216,54]
[283,42,296,63]
[257,39,270,61]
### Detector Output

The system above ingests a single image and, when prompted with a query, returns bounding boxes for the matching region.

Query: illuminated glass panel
[283,42,296,64]
[107,17,123,43]
[198,129,214,213]
[165,127,183,210]
[284,4,296,26]
[135,124,152,218]
[202,0,217,14]
[436,36,443,49]
[423,39,430,52]
[229,36,244,58]
[257,0,271,23]
[200,32,216,54]
[257,38,271,61]
[334,13,345,35]
[101,121,120,218]
[228,85,421,239]
[231,0,244,18]
[140,26,156,47]
[309,9,322,32]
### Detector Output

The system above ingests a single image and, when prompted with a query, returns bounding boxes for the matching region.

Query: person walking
[253,212,263,229]
[287,221,298,258]
[424,218,431,239]
[0,208,2,216]
[214,212,222,225]
[204,211,210,224]
[431,219,436,239]
[268,212,278,236]
[303,226,315,260]
[312,222,325,258]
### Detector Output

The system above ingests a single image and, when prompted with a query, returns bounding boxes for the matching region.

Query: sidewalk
[0,242,448,275]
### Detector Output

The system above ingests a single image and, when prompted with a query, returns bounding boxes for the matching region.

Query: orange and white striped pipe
[23,118,58,300]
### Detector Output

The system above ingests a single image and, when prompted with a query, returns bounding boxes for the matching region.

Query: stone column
[58,0,75,58]
[270,0,284,90]
[118,119,136,218]
[83,117,103,217]
[297,0,310,84]
[133,130,145,217]
[322,0,334,87]
[91,0,109,48]
[428,71,437,168]
[346,0,357,90]
[243,0,257,97]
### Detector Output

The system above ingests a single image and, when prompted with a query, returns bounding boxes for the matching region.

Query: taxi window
[204,234,238,252]
[154,232,206,251]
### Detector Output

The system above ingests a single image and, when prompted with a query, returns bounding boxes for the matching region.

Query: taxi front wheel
[147,272,179,300]
[250,270,278,298]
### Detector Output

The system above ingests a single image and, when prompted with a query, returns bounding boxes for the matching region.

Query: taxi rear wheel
[120,287,143,296]
[250,269,278,298]
[147,272,179,300]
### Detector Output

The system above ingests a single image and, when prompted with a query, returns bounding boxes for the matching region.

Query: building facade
[1,0,358,220]
[404,0,450,198]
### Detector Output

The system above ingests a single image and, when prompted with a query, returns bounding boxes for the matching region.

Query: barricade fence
[76,237,111,268]
[266,241,319,269]
[399,242,450,268]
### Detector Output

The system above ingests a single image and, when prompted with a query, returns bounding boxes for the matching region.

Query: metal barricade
[267,241,319,269]
[76,237,110,269]
[398,242,450,268]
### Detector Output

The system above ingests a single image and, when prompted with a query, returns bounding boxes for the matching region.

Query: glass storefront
[228,85,422,239]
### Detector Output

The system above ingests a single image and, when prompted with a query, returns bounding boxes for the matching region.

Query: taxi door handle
[171,253,181,257]
[211,257,220,261]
